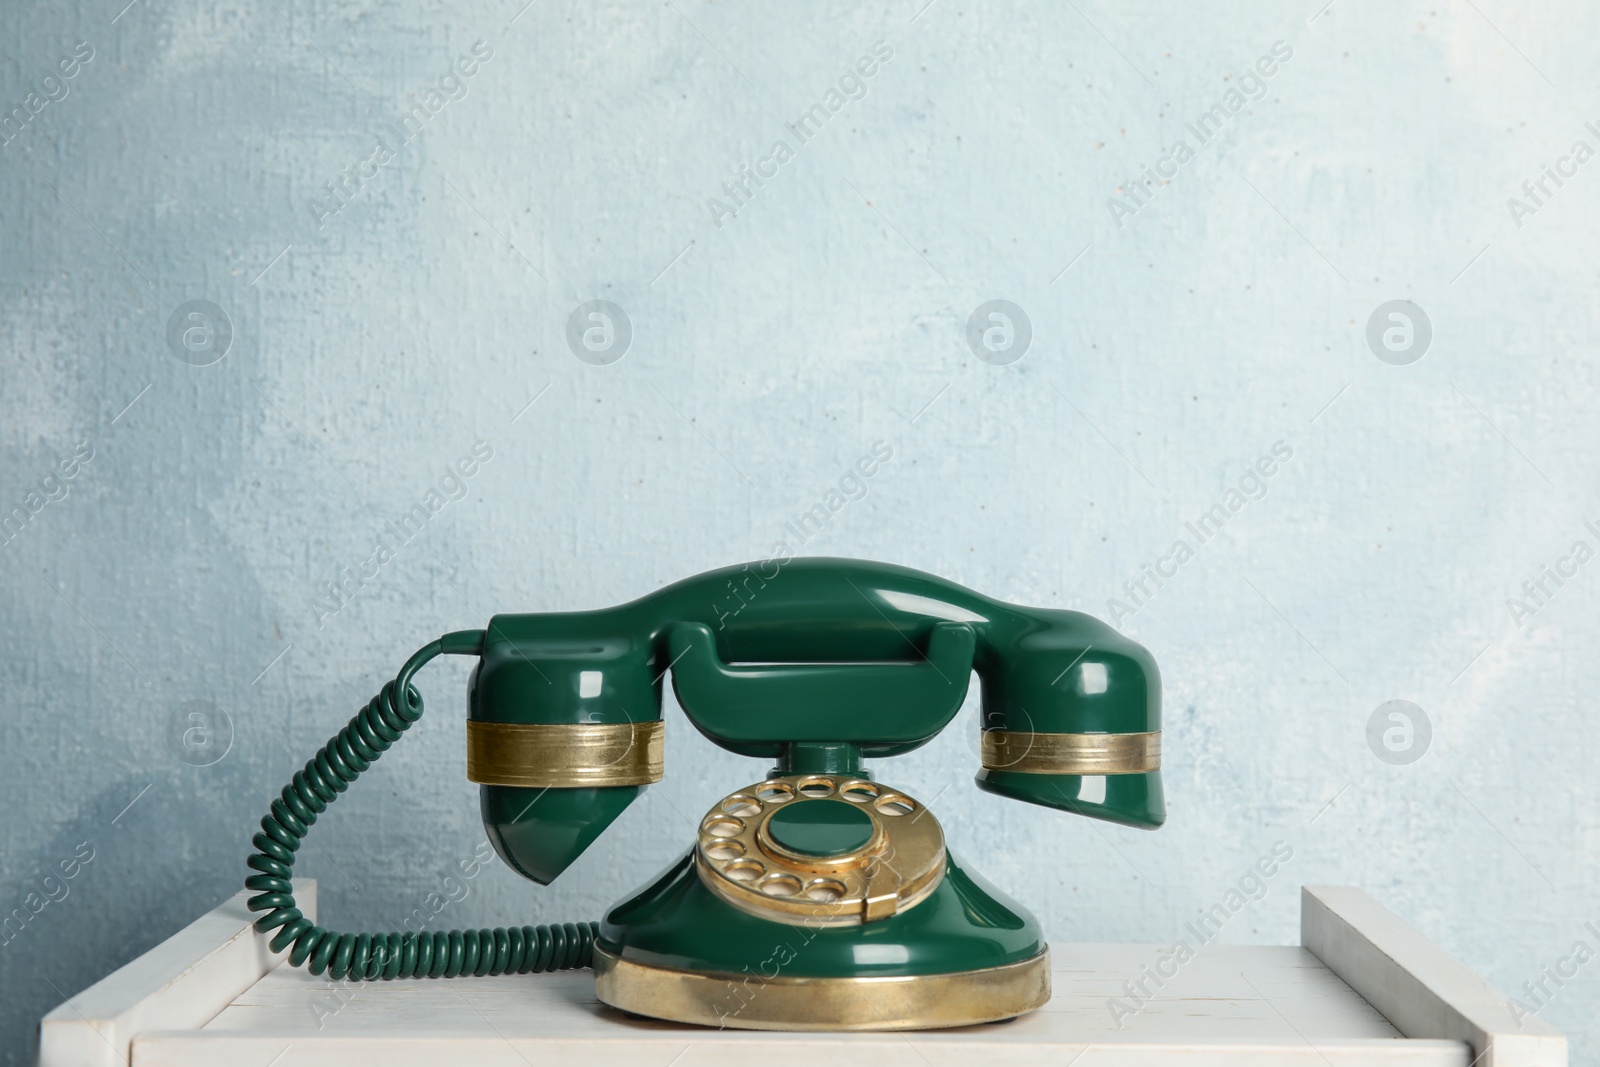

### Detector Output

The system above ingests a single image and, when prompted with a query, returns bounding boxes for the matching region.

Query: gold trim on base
[592,946,1051,1031]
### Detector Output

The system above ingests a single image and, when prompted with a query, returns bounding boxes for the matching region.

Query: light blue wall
[4,0,1597,1060]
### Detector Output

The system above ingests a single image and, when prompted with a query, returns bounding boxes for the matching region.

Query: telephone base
[593,945,1051,1031]
[595,846,1050,1030]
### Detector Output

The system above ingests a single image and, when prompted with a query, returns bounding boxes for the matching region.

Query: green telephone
[246,558,1163,1030]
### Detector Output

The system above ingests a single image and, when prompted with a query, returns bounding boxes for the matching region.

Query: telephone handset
[247,558,1163,1030]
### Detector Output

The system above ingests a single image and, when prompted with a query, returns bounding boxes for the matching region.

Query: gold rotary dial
[694,774,945,926]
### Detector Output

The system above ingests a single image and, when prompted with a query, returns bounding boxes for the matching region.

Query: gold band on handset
[466,720,665,788]
[980,730,1160,775]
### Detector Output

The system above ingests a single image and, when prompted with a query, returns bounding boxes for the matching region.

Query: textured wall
[3,0,1598,1060]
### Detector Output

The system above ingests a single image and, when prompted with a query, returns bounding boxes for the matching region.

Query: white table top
[204,944,1412,1056]
[38,883,1565,1067]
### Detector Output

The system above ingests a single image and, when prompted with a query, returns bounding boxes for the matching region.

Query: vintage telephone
[246,559,1163,1030]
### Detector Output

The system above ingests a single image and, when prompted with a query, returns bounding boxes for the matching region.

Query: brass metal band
[465,720,664,788]
[592,946,1052,1031]
[980,729,1160,775]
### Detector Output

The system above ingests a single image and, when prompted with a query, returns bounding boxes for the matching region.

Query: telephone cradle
[245,559,1164,1031]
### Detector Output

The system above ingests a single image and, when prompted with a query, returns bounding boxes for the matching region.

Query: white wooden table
[38,881,1566,1066]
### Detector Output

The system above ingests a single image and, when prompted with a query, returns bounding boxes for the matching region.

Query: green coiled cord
[244,629,601,980]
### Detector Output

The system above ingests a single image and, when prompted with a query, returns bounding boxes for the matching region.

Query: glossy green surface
[469,560,1157,743]
[599,850,1044,979]
[469,558,1163,884]
[775,741,863,776]
[481,785,642,885]
[666,620,975,746]
[764,800,875,856]
[976,768,1166,830]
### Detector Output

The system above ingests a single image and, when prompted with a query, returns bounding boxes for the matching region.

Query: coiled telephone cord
[244,629,601,980]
